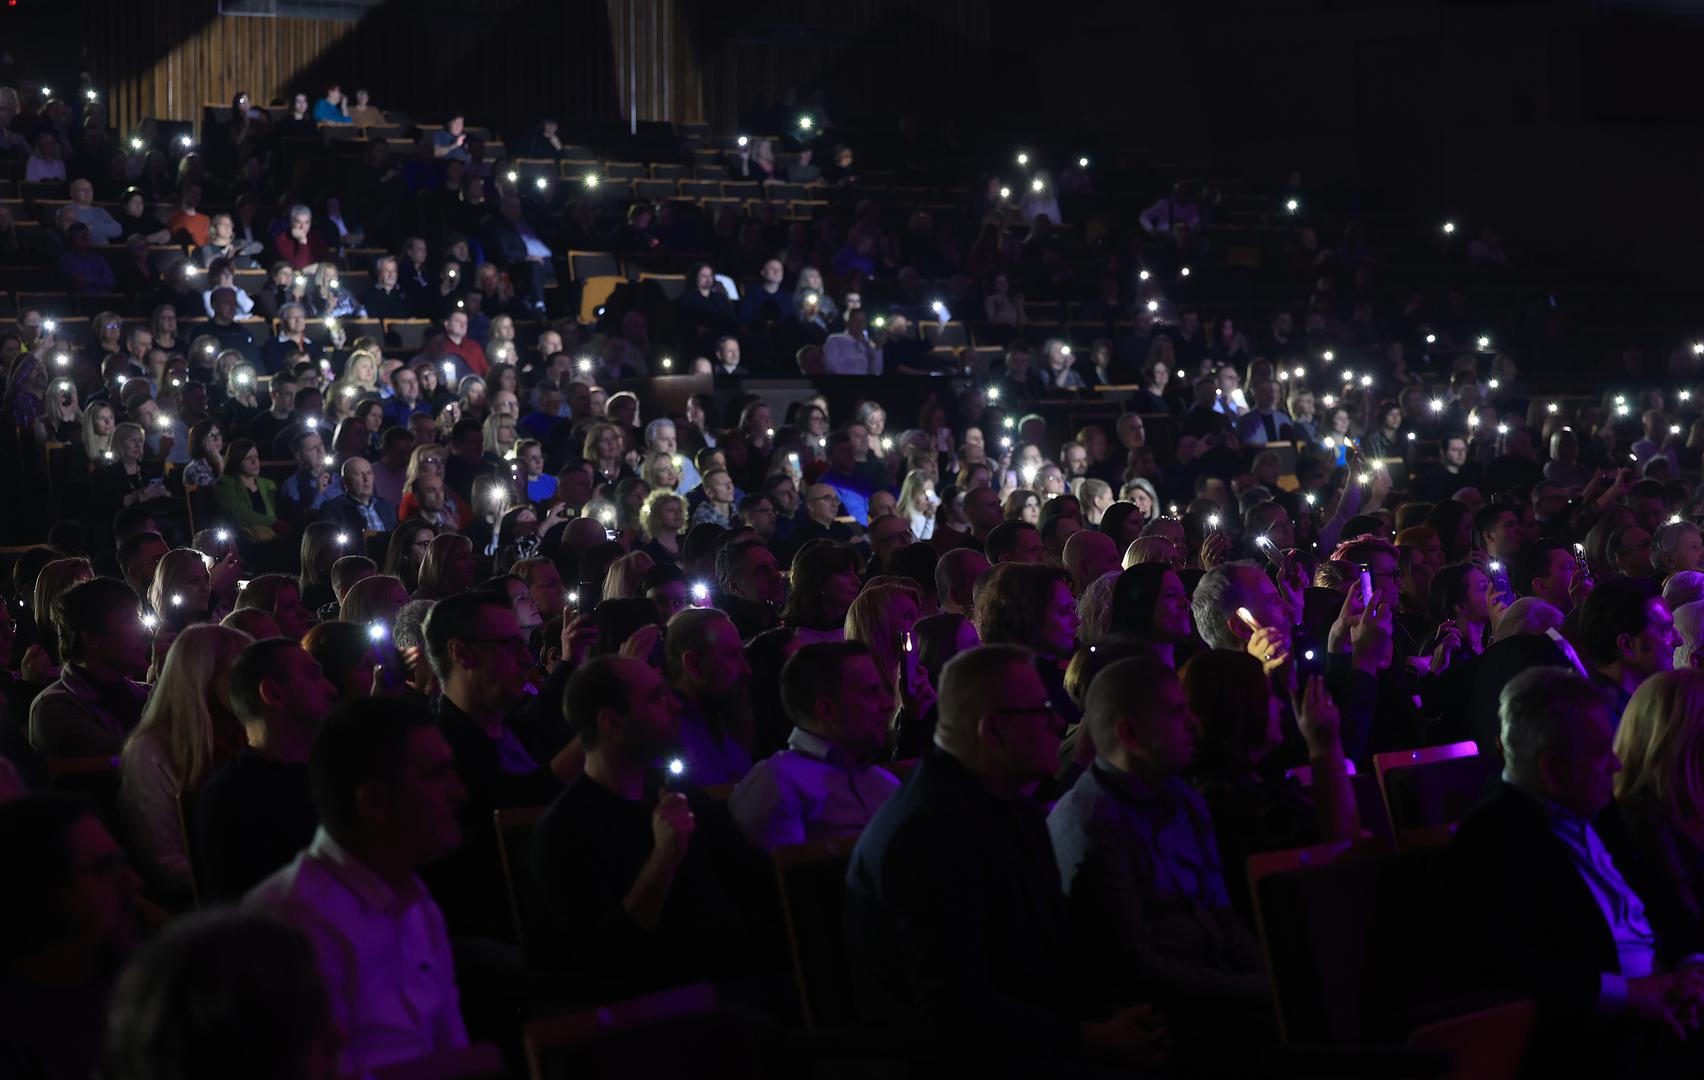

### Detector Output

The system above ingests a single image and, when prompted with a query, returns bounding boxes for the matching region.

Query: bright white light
[368,623,385,642]
[1407,431,1416,441]
[691,582,709,602]
[179,134,192,148]
[1179,266,1191,277]
[578,358,593,373]
[1286,198,1299,212]
[1031,178,1044,192]
[1078,156,1089,168]
[1497,424,1508,435]
[661,357,673,370]
[1139,270,1151,281]
[169,594,183,607]
[798,115,814,130]
[129,136,143,150]
[583,174,600,189]
[1323,350,1335,362]
[535,177,549,191]
[1429,399,1443,412]
[986,386,1001,402]
[737,135,749,147]
[506,170,518,183]
[1547,401,1558,413]
[1477,336,1491,350]
[141,613,157,630]
[668,758,686,776]
[336,533,350,546]
[1443,221,1456,234]
[216,529,229,542]
[1146,300,1159,313]
[1016,152,1029,166]
[1425,333,1436,344]
[999,186,1010,199]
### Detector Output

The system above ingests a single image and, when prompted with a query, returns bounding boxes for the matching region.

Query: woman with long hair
[1108,563,1196,668]
[1613,669,1704,930]
[1182,649,1357,919]
[414,533,476,600]
[382,520,436,593]
[80,399,117,461]
[117,623,251,902]
[781,541,862,644]
[898,471,937,540]
[296,522,344,613]
[845,582,935,758]
[602,550,656,602]
[149,549,216,630]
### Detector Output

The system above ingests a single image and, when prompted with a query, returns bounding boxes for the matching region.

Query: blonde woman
[639,450,682,492]
[81,399,117,462]
[32,556,93,666]
[638,488,686,564]
[117,623,251,901]
[482,411,519,459]
[603,550,656,602]
[149,548,215,630]
[898,471,937,540]
[583,421,630,488]
[1614,669,1704,928]
[844,582,934,747]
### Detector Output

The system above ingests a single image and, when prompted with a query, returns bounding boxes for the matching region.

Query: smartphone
[1359,568,1373,607]
[368,623,406,690]
[901,629,919,696]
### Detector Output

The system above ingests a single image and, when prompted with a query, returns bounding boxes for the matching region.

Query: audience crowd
[5,64,1704,1080]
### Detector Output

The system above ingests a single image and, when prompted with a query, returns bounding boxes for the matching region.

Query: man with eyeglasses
[0,793,144,1080]
[778,483,856,564]
[845,644,1167,1069]
[423,592,574,936]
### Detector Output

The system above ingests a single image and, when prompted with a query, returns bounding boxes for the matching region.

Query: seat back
[522,983,755,1080]
[1377,745,1496,833]
[1253,841,1458,1044]
[773,832,860,1028]
[384,319,433,350]
[577,276,622,323]
[492,806,551,964]
[568,250,621,281]
[1405,998,1536,1080]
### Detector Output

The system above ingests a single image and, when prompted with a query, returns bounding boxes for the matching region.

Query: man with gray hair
[1651,519,1703,577]
[843,644,1166,1068]
[1190,562,1292,656]
[261,301,323,376]
[644,417,701,492]
[1452,666,1704,1070]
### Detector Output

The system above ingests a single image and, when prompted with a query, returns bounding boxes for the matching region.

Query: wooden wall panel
[86,0,989,137]
[89,2,355,135]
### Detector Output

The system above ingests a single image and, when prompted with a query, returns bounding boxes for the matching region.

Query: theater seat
[522,983,757,1080]
[492,806,552,965]
[773,832,860,1028]
[568,251,621,281]
[1375,743,1496,833]
[384,319,433,351]
[1251,839,1474,1049]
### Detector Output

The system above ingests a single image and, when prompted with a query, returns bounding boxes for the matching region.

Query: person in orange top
[166,181,211,247]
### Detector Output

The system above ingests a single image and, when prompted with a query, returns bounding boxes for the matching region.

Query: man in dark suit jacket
[320,456,398,539]
[1452,666,1704,1075]
[484,193,551,313]
[843,644,1165,1069]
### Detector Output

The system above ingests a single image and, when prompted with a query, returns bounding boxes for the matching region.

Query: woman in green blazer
[211,438,284,541]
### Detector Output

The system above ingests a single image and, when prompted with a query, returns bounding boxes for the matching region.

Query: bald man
[935,548,991,618]
[779,483,857,563]
[1063,530,1120,596]
[323,455,399,536]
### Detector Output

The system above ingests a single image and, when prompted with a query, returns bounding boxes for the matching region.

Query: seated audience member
[247,698,469,1075]
[986,520,1046,565]
[321,456,399,537]
[1182,650,1357,919]
[532,656,756,996]
[103,910,338,1080]
[729,641,900,849]
[426,591,568,806]
[844,645,1166,1067]
[711,536,785,641]
[1611,669,1704,944]
[30,577,152,757]
[665,608,753,783]
[1453,667,1704,1072]
[0,793,143,1080]
[779,542,861,644]
[117,624,250,904]
[1576,577,1677,718]
[1512,538,1591,615]
[1050,658,1270,1018]
[1063,529,1121,596]
[193,638,336,902]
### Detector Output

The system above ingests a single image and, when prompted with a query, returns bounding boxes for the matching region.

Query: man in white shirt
[822,309,883,375]
[247,699,469,1076]
[729,641,901,849]
[68,177,122,242]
